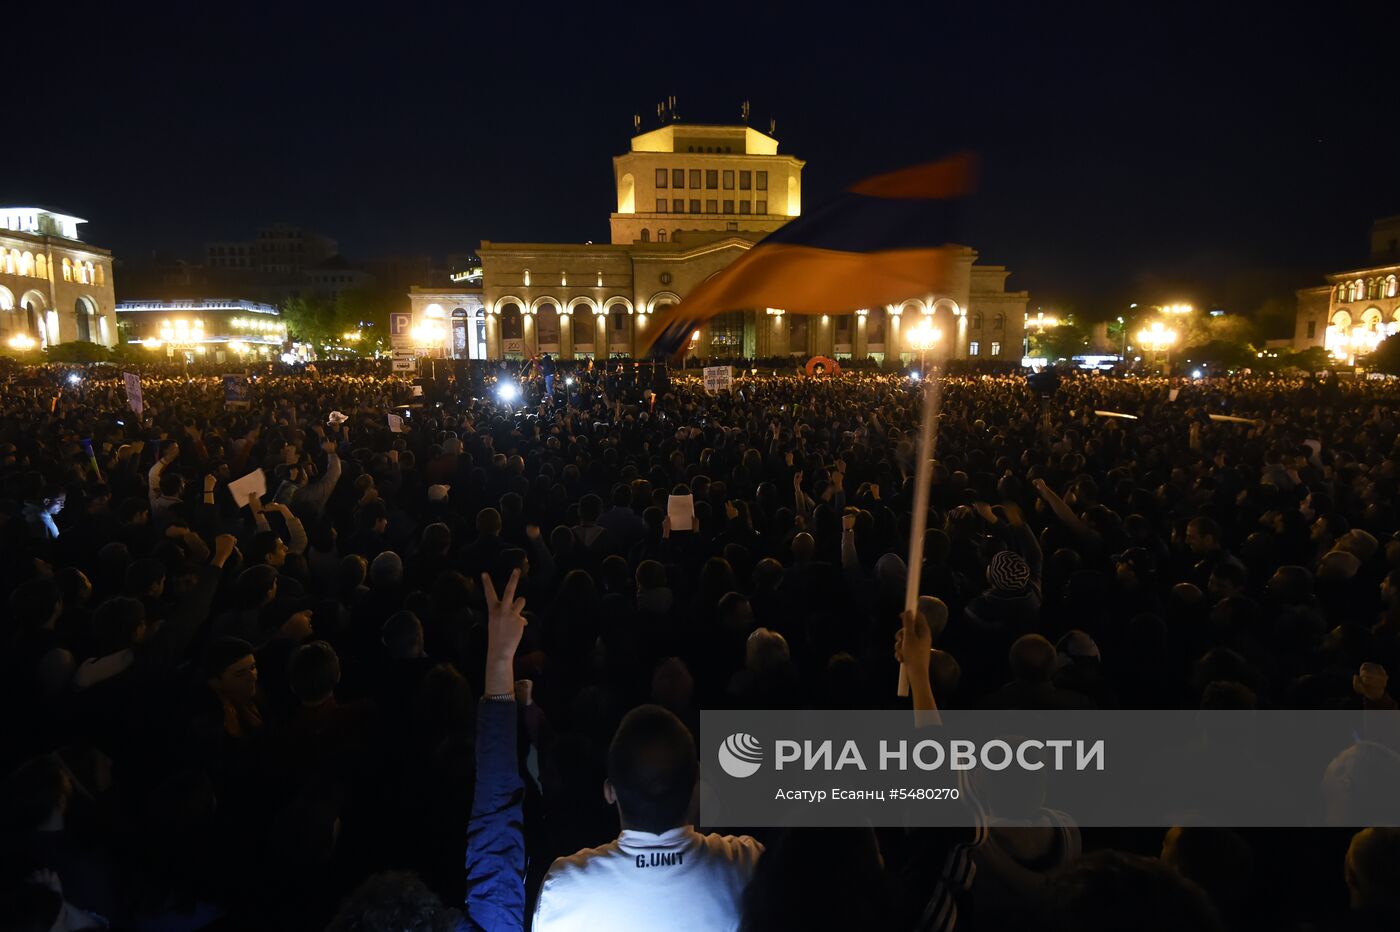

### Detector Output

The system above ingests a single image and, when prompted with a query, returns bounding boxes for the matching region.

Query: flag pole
[898,367,942,696]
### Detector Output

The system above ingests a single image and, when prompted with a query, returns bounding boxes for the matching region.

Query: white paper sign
[1168,388,1180,402]
[667,493,695,531]
[387,413,406,433]
[703,365,733,393]
[229,468,267,508]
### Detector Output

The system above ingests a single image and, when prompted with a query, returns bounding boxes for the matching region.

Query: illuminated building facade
[1293,217,1400,364]
[0,207,118,351]
[115,298,286,364]
[411,121,1027,363]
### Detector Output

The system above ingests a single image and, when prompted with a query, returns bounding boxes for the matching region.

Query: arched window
[639,229,650,242]
[62,258,73,282]
[498,302,523,342]
[992,314,1005,331]
[18,252,34,276]
[1368,279,1379,300]
[0,285,13,312]
[84,261,94,284]
[74,297,96,343]
[34,255,46,279]
[95,264,104,286]
[3,251,14,275]
[1387,275,1398,298]
[970,313,983,330]
[522,269,530,287]
[657,230,667,242]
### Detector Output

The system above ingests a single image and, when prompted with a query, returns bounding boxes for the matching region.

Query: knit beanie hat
[987,551,1031,592]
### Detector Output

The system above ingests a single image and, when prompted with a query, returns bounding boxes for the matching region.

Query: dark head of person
[606,704,697,834]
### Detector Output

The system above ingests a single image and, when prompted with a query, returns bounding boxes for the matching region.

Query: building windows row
[59,258,102,285]
[967,313,1005,331]
[654,199,767,215]
[654,168,769,191]
[2,249,51,280]
[1336,275,1399,302]
[966,341,1003,357]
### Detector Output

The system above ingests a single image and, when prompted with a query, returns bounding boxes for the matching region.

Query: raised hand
[894,609,933,677]
[213,534,238,567]
[482,569,527,697]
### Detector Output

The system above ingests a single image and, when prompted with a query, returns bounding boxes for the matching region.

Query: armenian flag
[644,152,977,358]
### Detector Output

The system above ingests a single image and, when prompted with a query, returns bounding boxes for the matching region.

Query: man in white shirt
[533,704,763,931]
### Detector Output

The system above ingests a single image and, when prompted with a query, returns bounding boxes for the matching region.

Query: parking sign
[390,312,412,349]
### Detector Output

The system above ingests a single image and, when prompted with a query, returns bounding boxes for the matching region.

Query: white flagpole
[898,369,942,696]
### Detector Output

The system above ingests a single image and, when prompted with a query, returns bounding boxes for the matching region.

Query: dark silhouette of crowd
[3,357,1400,931]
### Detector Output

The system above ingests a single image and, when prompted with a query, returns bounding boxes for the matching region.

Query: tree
[1178,339,1253,370]
[335,286,397,354]
[1365,334,1400,376]
[1030,317,1090,360]
[1276,346,1332,373]
[279,295,340,349]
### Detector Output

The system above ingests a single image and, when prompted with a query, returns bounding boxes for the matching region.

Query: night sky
[6,3,1395,321]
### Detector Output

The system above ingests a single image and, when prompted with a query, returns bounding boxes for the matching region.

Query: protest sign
[223,374,251,407]
[123,371,144,417]
[228,468,267,507]
[667,493,695,531]
[703,365,733,393]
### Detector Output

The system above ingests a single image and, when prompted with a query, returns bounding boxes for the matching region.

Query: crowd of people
[3,355,1400,931]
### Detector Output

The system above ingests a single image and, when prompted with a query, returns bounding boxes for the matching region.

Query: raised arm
[266,503,309,554]
[466,569,528,931]
[895,609,941,727]
[1031,478,1091,539]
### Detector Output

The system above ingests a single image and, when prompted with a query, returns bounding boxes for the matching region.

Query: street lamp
[1024,310,1061,357]
[154,318,205,364]
[1161,303,1194,315]
[1136,321,1177,373]
[909,316,940,373]
[411,321,447,356]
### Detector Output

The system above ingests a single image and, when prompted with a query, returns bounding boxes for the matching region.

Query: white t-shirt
[533,826,763,932]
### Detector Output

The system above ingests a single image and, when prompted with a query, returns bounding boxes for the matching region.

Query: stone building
[0,207,118,350]
[409,120,1027,364]
[1293,217,1400,363]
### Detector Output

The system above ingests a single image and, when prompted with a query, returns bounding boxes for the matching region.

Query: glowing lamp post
[411,321,447,357]
[1024,310,1060,358]
[154,318,205,364]
[909,316,940,374]
[1136,321,1177,373]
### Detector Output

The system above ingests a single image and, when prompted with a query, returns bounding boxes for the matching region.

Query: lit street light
[1024,310,1061,357]
[1136,321,1177,373]
[909,316,941,373]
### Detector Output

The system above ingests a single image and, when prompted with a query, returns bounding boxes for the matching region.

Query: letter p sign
[390,312,412,348]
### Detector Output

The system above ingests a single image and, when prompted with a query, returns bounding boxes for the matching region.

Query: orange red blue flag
[644,152,977,357]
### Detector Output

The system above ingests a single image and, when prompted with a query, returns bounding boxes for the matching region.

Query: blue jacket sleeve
[465,699,526,932]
